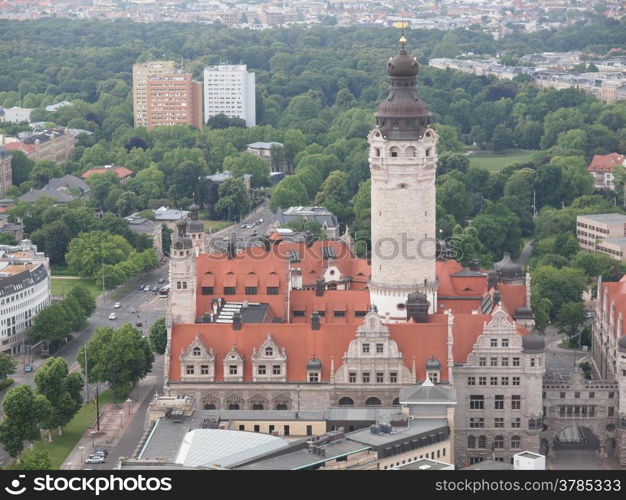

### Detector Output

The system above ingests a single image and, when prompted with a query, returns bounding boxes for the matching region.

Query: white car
[113,302,121,309]
[108,312,117,320]
[85,456,105,464]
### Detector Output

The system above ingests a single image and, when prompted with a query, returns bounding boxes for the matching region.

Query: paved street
[543,327,590,380]
[207,200,274,251]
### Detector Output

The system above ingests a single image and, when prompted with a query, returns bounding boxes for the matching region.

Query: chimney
[311,311,320,330]
[315,278,325,297]
[487,270,498,289]
[232,312,242,330]
[470,259,479,271]
[304,230,315,248]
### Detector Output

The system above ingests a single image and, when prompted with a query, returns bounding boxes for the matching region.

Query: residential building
[203,64,256,127]
[0,240,50,355]
[125,214,164,258]
[275,206,340,239]
[588,153,625,190]
[1,106,33,123]
[0,214,24,242]
[146,72,203,131]
[18,175,89,204]
[3,128,75,164]
[246,142,287,173]
[154,206,189,231]
[0,146,12,196]
[81,165,133,183]
[132,61,177,128]
[576,213,626,261]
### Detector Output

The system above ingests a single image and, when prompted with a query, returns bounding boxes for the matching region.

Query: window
[334,311,346,317]
[512,377,520,386]
[495,417,504,428]
[512,357,520,367]
[470,418,484,428]
[229,365,238,375]
[284,425,290,436]
[490,377,498,385]
[574,391,580,399]
[490,339,498,347]
[609,392,615,399]
[293,310,305,317]
[490,357,498,366]
[193,347,201,356]
[224,287,236,295]
[253,425,260,432]
[245,287,257,295]
[355,311,367,317]
[467,436,476,449]
[267,287,279,295]
[479,377,487,386]
[560,392,566,399]
[201,286,214,295]
[512,418,521,428]
[186,365,194,375]
[200,365,209,375]
[269,425,275,433]
[512,395,521,410]
[501,357,509,367]
[362,343,370,353]
[530,358,535,367]
[272,365,281,375]
[502,339,509,347]
[493,436,504,449]
[349,372,356,383]
[309,372,319,382]
[470,395,484,410]
[376,343,384,353]
[589,392,595,399]
[468,377,476,386]
[429,372,439,384]
[265,347,273,356]
[258,365,266,375]
[362,372,370,383]
[182,282,187,289]
[609,406,615,417]
[390,372,398,383]
[479,357,486,367]
[478,436,487,448]
[376,372,384,383]
[307,425,313,436]
[511,436,521,449]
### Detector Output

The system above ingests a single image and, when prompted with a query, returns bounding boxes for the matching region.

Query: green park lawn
[468,149,539,172]
[50,277,101,299]
[5,390,116,470]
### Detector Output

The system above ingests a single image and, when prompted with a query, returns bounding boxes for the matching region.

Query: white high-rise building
[203,64,256,127]
[368,36,439,321]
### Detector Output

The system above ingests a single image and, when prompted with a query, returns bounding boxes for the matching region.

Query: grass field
[50,277,101,299]
[5,389,117,470]
[203,220,231,233]
[468,149,539,172]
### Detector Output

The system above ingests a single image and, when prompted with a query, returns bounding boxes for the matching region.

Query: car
[259,218,264,223]
[108,312,117,320]
[137,284,144,291]
[85,456,105,464]
[94,449,108,457]
[136,321,143,327]
[585,312,594,319]
[251,231,258,237]
[158,278,165,284]
[24,364,33,373]
[113,302,121,309]
[240,223,247,228]
[144,286,151,292]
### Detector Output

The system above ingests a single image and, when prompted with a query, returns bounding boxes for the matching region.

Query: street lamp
[78,446,84,463]
[90,430,96,450]
[125,398,133,416]
[118,410,124,428]
[65,462,72,470]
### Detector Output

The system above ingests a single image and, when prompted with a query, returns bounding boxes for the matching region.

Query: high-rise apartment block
[132,61,176,128]
[146,73,203,131]
[203,64,256,127]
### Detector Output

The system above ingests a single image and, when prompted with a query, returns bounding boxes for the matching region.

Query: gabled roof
[81,165,133,180]
[399,379,457,405]
[588,153,625,173]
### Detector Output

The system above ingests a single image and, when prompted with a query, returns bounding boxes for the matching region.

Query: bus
[158,285,170,298]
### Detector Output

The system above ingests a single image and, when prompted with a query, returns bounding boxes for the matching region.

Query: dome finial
[399,30,407,48]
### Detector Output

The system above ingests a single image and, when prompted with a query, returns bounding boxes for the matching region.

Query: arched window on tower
[390,146,400,158]
[426,147,432,157]
[406,146,416,157]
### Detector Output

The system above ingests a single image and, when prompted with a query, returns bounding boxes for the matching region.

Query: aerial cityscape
[0,0,625,479]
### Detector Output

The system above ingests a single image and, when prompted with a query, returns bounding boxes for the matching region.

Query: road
[543,327,591,380]
[207,200,274,251]
[0,261,170,467]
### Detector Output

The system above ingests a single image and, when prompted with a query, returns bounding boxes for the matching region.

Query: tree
[315,170,349,206]
[65,231,133,278]
[437,177,473,224]
[20,449,52,470]
[270,176,309,211]
[35,357,83,435]
[0,385,48,457]
[437,152,469,175]
[450,225,491,267]
[285,216,323,238]
[557,301,586,344]
[223,152,270,188]
[491,124,514,151]
[68,284,97,317]
[532,265,587,319]
[0,353,17,380]
[28,304,73,343]
[206,113,246,129]
[214,178,249,220]
[10,150,34,186]
[78,324,154,403]
[149,317,167,355]
[471,202,521,260]
[61,295,87,332]
[436,124,464,153]
[540,108,586,149]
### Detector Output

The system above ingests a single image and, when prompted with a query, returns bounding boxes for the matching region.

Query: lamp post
[90,430,96,450]
[118,410,124,428]
[78,446,84,464]
[126,397,133,416]
[65,462,72,470]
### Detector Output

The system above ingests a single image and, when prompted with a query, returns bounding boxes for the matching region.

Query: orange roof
[3,141,35,154]
[499,283,527,316]
[81,166,133,180]
[588,153,625,173]
[599,276,626,339]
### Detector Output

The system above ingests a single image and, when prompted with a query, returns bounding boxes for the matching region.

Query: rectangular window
[574,391,580,398]
[376,343,384,353]
[512,357,520,366]
[355,311,367,317]
[479,357,486,367]
[267,287,279,295]
[490,357,498,366]
[609,406,615,416]
[390,372,398,383]
[468,376,476,386]
[501,357,509,367]
[334,311,346,317]
[239,424,245,431]
[362,372,370,383]
[478,377,487,386]
[293,310,305,317]
[495,417,504,428]
[501,377,509,385]
[269,425,275,433]
[201,287,214,295]
[307,425,313,436]
[186,365,194,375]
[258,365,266,375]
[469,417,484,428]
[512,377,520,386]
[284,425,290,436]
[362,343,370,353]
[376,372,384,383]
[502,339,509,347]
[224,287,236,295]
[490,377,498,385]
[200,365,209,375]
[349,372,356,383]
[495,395,504,410]
[272,365,281,375]
[560,392,566,399]
[182,282,187,289]
[609,392,615,399]
[512,418,521,428]
[177,282,181,289]
[469,395,484,410]
[589,392,595,399]
[512,395,521,410]
[490,339,498,347]
[309,372,319,383]
[254,425,260,432]
[245,287,257,295]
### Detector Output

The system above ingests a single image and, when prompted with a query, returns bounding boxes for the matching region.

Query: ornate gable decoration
[356,310,390,339]
[483,306,516,336]
[224,344,244,362]
[180,333,215,361]
[252,333,287,361]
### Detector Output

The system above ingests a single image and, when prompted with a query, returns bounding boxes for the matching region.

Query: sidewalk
[63,373,158,470]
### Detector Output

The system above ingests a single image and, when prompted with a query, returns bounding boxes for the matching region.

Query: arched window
[392,397,400,407]
[511,435,521,449]
[467,435,476,449]
[493,436,504,449]
[228,403,240,410]
[365,397,382,406]
[375,148,380,157]
[265,347,273,356]
[192,347,201,356]
[478,435,487,449]
[405,146,416,157]
[204,403,216,410]
[276,403,288,410]
[426,147,432,157]
[252,403,264,410]
[338,397,354,406]
[389,146,400,158]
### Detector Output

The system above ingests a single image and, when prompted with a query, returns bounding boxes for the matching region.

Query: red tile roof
[499,283,527,316]
[588,153,625,173]
[3,142,35,155]
[81,166,133,180]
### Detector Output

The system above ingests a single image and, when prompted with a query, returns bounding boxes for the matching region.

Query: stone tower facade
[369,37,438,321]
[168,218,196,324]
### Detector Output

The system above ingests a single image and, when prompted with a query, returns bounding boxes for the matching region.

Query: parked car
[108,312,117,320]
[24,365,33,373]
[113,302,121,309]
[94,449,108,457]
[137,284,144,291]
[85,456,105,464]
[158,278,165,284]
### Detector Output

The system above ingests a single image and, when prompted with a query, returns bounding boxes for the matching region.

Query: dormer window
[193,347,201,356]
[265,347,273,356]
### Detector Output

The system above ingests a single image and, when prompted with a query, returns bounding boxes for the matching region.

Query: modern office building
[132,61,177,128]
[203,64,256,127]
[146,73,203,131]
[576,213,626,262]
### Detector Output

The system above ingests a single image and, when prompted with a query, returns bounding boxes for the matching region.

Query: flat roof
[346,418,448,447]
[393,458,453,470]
[578,213,626,224]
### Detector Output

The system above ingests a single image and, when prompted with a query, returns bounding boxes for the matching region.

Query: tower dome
[187,202,204,234]
[522,332,545,353]
[172,218,192,250]
[425,356,441,371]
[307,357,322,371]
